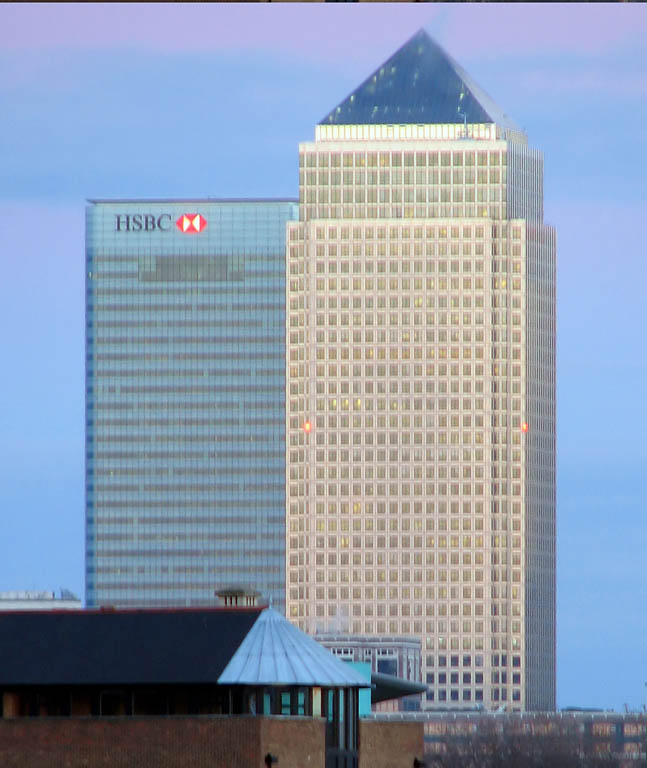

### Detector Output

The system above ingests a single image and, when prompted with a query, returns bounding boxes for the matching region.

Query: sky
[1,2,646,714]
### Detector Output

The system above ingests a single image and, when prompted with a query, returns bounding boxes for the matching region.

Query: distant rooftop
[315,633,421,646]
[320,29,519,132]
[0,589,80,603]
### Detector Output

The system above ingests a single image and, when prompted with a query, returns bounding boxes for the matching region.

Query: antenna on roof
[457,88,468,139]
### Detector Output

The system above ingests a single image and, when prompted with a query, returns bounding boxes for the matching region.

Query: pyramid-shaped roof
[218,608,368,687]
[320,29,519,132]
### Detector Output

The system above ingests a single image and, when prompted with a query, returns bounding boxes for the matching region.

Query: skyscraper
[86,199,298,611]
[285,31,556,711]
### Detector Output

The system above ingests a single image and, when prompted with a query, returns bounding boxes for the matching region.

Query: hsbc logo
[114,212,207,234]
[115,214,171,232]
[176,213,207,234]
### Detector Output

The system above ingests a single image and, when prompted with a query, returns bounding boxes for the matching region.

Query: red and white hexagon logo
[175,213,207,234]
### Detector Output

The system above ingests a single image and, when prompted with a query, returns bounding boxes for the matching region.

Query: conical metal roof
[320,29,519,132]
[218,608,368,687]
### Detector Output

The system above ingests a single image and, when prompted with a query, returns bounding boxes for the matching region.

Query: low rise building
[0,590,81,611]
[317,633,423,712]
[371,710,647,767]
[0,605,425,768]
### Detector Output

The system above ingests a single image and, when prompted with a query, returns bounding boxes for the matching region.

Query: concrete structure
[85,199,298,611]
[285,30,556,712]
[0,590,81,610]
[317,633,423,712]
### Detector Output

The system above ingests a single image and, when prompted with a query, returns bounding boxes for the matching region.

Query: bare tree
[430,719,622,768]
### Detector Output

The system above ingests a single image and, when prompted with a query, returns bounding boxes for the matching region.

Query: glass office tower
[285,31,556,711]
[86,199,298,611]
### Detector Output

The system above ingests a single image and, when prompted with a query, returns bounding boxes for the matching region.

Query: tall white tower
[285,30,555,711]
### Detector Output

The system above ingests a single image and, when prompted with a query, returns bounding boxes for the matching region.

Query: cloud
[0,4,433,65]
[3,3,646,66]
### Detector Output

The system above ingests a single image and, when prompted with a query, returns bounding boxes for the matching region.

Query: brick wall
[0,715,325,768]
[359,720,425,768]
[260,715,326,767]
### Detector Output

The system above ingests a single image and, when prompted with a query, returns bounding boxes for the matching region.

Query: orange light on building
[303,421,312,434]
[521,422,529,433]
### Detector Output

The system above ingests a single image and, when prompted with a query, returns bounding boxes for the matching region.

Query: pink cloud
[0,4,432,63]
[2,3,645,66]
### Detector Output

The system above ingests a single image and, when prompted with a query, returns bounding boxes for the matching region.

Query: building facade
[285,31,556,711]
[86,199,298,610]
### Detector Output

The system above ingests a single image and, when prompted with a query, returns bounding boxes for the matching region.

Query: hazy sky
[1,2,646,713]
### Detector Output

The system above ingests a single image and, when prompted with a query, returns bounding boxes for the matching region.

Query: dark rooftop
[320,29,519,131]
[0,607,261,686]
[0,607,370,689]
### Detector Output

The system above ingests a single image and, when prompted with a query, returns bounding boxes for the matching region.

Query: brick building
[0,605,424,768]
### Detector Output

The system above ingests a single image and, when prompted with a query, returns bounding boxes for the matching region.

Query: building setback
[86,199,298,611]
[285,30,556,711]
